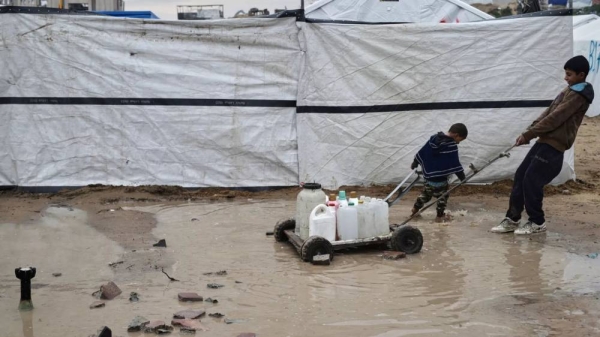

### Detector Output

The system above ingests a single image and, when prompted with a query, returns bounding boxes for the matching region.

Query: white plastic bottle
[309,204,336,242]
[349,191,359,206]
[337,202,358,241]
[338,190,349,208]
[295,183,327,240]
[356,200,370,239]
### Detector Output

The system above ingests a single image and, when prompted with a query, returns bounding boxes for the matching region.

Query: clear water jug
[295,183,326,240]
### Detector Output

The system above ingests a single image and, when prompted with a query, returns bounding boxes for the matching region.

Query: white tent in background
[305,0,494,23]
[573,15,600,117]
[573,14,597,28]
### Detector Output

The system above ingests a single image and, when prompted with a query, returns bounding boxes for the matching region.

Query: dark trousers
[414,182,449,217]
[506,143,564,225]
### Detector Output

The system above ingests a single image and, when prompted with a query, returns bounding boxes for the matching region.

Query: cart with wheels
[273,218,424,264]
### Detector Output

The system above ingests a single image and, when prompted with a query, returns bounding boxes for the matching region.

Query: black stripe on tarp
[0,97,554,111]
[0,97,297,108]
[297,100,553,113]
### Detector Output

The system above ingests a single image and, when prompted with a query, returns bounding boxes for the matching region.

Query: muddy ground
[0,117,599,337]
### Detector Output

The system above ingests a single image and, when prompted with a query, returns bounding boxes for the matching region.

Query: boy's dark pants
[506,142,564,225]
[414,182,449,217]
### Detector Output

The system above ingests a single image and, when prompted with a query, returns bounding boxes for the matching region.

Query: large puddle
[1,201,599,336]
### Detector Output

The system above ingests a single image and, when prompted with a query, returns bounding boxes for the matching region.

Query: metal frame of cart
[273,220,424,264]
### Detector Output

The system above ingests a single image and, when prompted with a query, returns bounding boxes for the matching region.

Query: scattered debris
[129,292,139,302]
[178,292,203,302]
[191,218,199,222]
[561,189,572,195]
[99,281,122,300]
[89,301,105,309]
[108,261,124,268]
[52,273,62,277]
[265,231,274,236]
[171,319,209,331]
[587,253,598,259]
[88,326,112,337]
[203,270,227,276]
[162,268,179,282]
[144,321,173,334]
[224,318,244,324]
[97,207,123,214]
[209,313,224,318]
[153,239,167,248]
[173,310,206,319]
[207,283,224,289]
[92,290,102,298]
[383,251,406,260]
[312,254,331,265]
[237,334,257,337]
[181,327,196,334]
[205,297,218,304]
[127,316,150,332]
[126,264,135,270]
[235,281,243,284]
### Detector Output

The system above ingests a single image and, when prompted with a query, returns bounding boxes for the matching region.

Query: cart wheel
[301,236,334,262]
[274,219,295,242]
[391,225,423,254]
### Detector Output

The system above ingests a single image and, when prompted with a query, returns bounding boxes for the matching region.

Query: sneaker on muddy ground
[514,221,546,235]
[490,218,520,233]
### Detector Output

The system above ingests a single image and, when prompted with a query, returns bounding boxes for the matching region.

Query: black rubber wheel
[274,219,295,242]
[391,225,423,254]
[301,236,334,262]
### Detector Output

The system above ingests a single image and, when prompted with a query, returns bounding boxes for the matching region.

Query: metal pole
[392,145,516,228]
[15,267,36,311]
[301,0,304,10]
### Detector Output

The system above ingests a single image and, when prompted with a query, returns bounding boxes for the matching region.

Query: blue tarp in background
[95,11,160,19]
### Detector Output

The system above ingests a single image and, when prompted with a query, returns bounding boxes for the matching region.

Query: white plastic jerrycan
[337,202,359,241]
[309,204,336,242]
[371,199,390,237]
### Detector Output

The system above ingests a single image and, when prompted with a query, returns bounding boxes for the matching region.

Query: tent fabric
[305,0,494,23]
[95,11,160,19]
[572,14,597,28]
[0,13,576,188]
[573,16,600,117]
[296,17,575,189]
[0,15,302,187]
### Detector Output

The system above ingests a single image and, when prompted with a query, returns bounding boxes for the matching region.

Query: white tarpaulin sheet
[0,14,301,187]
[306,0,493,23]
[0,12,577,189]
[297,17,575,189]
[574,15,600,117]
